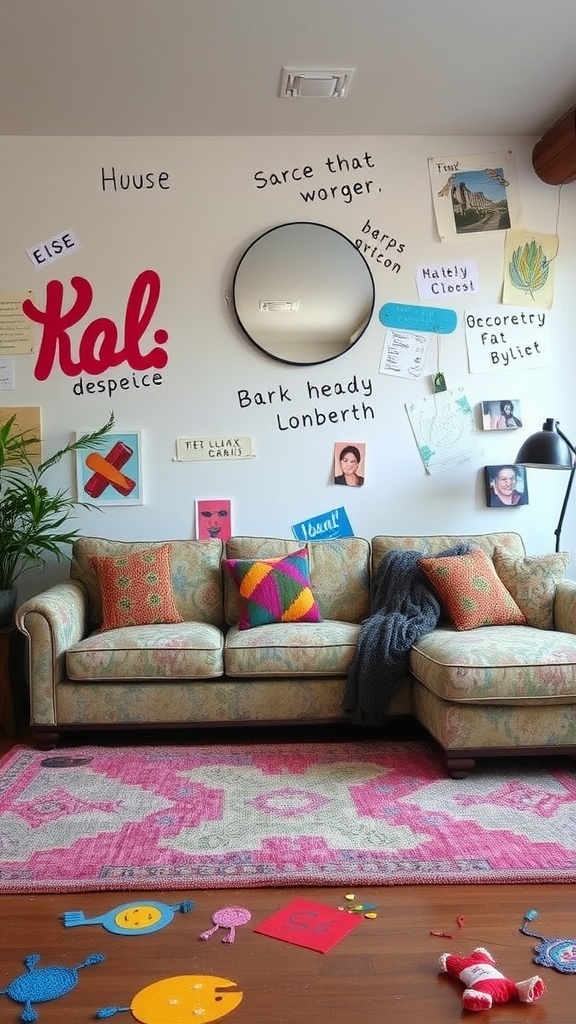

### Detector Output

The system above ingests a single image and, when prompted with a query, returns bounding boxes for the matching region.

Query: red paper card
[253,897,363,953]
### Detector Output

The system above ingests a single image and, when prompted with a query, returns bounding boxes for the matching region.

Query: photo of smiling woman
[334,442,365,487]
[484,465,528,507]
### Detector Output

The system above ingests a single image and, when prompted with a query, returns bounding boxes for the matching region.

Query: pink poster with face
[195,499,232,540]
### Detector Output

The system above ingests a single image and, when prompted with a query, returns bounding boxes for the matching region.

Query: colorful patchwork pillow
[419,547,526,630]
[89,544,183,630]
[223,548,322,630]
[492,546,570,629]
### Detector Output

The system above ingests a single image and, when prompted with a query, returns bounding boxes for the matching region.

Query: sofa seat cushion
[66,623,224,681]
[224,620,360,678]
[410,625,576,703]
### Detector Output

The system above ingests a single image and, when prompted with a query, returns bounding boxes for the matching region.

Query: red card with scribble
[253,897,363,953]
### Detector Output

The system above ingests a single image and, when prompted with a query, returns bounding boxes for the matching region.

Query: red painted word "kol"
[23,269,169,381]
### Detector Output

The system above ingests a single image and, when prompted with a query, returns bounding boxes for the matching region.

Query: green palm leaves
[509,239,550,297]
[0,412,114,588]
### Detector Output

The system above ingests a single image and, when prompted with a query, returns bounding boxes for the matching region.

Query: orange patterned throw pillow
[89,544,183,630]
[419,547,526,630]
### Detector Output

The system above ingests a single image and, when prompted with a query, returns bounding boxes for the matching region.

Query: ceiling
[2,0,576,139]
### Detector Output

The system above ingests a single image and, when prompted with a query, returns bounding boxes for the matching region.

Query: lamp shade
[516,417,575,469]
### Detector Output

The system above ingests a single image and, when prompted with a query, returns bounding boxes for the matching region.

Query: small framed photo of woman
[334,442,365,487]
[481,399,523,430]
[484,464,528,507]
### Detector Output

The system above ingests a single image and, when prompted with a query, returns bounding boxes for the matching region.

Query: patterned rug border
[1,741,575,894]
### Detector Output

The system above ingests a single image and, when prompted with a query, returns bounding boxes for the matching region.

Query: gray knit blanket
[343,544,471,726]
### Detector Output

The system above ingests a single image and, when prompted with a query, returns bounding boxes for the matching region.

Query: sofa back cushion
[492,546,571,629]
[224,536,370,626]
[371,532,525,573]
[72,537,224,630]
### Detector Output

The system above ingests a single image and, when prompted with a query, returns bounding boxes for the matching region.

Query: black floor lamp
[516,418,576,552]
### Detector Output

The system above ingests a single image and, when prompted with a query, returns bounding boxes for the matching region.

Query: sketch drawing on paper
[406,388,480,475]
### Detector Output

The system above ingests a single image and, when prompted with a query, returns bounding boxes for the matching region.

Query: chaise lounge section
[372,533,576,776]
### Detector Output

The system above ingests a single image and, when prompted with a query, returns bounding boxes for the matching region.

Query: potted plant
[0,411,115,624]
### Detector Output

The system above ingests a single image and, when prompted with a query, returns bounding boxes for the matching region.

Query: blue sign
[379,302,457,334]
[292,506,354,542]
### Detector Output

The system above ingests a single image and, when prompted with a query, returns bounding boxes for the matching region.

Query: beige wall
[1,133,575,599]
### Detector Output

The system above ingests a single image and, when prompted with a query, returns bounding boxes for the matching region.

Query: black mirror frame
[231,221,375,367]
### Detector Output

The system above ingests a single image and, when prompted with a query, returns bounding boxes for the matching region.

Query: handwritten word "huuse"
[22,270,169,381]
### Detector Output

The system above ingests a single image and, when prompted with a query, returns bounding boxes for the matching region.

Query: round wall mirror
[232,221,375,366]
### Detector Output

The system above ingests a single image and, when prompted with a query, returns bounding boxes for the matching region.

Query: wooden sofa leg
[445,756,476,779]
[30,728,60,750]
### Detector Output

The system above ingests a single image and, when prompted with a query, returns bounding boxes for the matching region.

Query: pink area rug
[0,740,575,893]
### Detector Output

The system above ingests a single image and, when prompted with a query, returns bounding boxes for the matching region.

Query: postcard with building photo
[428,151,521,242]
[481,399,523,430]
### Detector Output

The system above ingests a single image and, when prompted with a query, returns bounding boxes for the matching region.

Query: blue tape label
[379,302,457,334]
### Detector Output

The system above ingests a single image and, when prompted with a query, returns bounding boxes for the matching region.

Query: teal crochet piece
[0,952,105,1022]
[520,910,576,974]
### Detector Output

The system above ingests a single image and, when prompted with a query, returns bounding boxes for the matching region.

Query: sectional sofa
[15,531,576,777]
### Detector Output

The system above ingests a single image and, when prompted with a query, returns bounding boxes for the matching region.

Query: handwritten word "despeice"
[23,270,169,381]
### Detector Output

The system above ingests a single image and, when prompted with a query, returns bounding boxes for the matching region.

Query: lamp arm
[555,423,576,458]
[553,424,576,553]
[554,464,576,552]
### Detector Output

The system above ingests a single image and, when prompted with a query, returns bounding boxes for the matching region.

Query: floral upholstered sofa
[15,531,576,776]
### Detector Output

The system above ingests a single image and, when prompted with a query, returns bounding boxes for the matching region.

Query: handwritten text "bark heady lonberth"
[237,376,375,432]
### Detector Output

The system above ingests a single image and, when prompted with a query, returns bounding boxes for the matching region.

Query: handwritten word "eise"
[22,270,169,381]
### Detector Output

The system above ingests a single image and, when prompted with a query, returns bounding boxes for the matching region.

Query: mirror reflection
[232,222,375,365]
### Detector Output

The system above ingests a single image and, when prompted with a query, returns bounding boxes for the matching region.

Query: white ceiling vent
[279,68,355,99]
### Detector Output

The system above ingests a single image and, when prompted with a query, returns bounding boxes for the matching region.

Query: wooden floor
[1,728,575,1023]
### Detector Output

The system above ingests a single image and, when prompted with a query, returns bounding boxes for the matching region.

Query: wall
[1,133,575,601]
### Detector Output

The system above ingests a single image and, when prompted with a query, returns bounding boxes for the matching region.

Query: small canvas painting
[75,431,142,505]
[195,499,232,540]
[481,399,523,430]
[484,464,528,507]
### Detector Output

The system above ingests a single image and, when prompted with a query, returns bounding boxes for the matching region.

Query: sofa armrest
[553,578,576,634]
[15,581,89,725]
